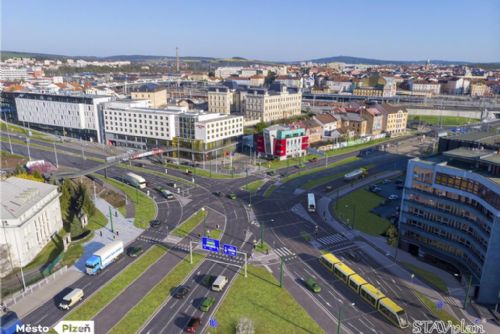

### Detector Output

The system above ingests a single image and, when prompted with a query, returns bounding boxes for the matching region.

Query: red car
[185,317,201,333]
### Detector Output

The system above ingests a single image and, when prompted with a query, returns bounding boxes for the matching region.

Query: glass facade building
[399,154,500,304]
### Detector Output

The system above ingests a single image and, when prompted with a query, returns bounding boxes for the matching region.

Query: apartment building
[244,84,302,125]
[15,92,113,142]
[0,67,30,81]
[399,144,500,304]
[131,83,167,108]
[470,82,490,97]
[0,177,63,277]
[361,107,384,136]
[207,86,240,114]
[439,77,470,95]
[411,80,441,95]
[103,100,243,160]
[353,74,396,97]
[375,104,408,136]
[257,125,309,160]
[339,113,368,137]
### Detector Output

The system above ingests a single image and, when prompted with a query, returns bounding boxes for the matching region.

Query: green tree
[265,72,277,86]
[255,122,267,133]
[386,225,399,247]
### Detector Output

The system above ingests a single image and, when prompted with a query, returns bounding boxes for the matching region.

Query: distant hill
[302,55,476,65]
[1,50,498,67]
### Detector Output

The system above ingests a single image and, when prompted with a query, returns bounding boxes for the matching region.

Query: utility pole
[337,303,355,334]
[280,257,284,288]
[108,206,114,233]
[53,143,59,168]
[25,137,32,160]
[6,131,13,154]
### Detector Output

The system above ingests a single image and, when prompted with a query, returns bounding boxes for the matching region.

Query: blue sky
[2,0,499,62]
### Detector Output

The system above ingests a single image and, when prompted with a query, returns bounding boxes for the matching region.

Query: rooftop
[448,131,500,148]
[0,177,58,221]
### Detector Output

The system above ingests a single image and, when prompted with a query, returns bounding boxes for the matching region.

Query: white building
[215,67,243,78]
[0,67,29,81]
[102,100,244,160]
[411,80,441,95]
[0,177,63,277]
[244,85,302,125]
[15,92,113,142]
[207,86,240,114]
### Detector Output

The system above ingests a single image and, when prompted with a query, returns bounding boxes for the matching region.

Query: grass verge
[255,241,271,254]
[242,179,265,192]
[208,229,223,240]
[93,174,157,229]
[302,164,374,190]
[66,245,167,321]
[401,262,448,293]
[109,253,205,334]
[334,188,390,236]
[214,265,325,334]
[281,156,360,183]
[172,209,208,238]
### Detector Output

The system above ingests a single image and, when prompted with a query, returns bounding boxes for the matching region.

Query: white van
[58,288,84,310]
[211,275,228,292]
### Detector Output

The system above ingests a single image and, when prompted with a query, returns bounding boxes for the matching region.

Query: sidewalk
[7,268,83,318]
[74,197,143,273]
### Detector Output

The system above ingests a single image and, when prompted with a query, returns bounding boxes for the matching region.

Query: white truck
[344,168,367,181]
[124,172,146,189]
[85,241,124,275]
[58,288,84,310]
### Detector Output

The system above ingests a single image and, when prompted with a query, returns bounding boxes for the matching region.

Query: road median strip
[172,209,208,238]
[302,163,374,190]
[109,253,205,334]
[65,245,167,321]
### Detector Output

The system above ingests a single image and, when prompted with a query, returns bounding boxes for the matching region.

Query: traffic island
[213,265,325,334]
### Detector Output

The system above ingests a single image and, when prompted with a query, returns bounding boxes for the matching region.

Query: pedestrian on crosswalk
[99,230,103,237]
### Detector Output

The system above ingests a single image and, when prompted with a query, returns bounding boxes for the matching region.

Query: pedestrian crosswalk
[316,233,352,250]
[208,252,245,265]
[443,295,461,308]
[273,247,296,260]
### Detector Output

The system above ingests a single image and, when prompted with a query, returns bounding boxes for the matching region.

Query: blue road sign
[202,237,220,253]
[223,244,238,257]
[436,300,444,310]
[209,318,218,328]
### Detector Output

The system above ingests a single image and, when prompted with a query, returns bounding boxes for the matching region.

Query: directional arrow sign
[202,237,220,253]
[223,244,237,257]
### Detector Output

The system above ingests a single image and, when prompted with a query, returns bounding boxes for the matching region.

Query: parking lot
[368,177,405,222]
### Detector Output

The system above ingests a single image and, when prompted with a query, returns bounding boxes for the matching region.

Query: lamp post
[26,137,31,160]
[201,207,206,235]
[336,302,355,334]
[53,142,59,168]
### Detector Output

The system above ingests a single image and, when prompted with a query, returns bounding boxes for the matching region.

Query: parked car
[199,296,216,312]
[213,191,223,197]
[173,285,191,299]
[305,277,321,293]
[388,194,399,200]
[126,246,144,257]
[227,192,237,200]
[325,185,333,192]
[150,219,161,228]
[185,317,201,333]
[370,186,382,193]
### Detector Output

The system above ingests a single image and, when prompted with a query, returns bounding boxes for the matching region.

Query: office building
[103,100,243,160]
[0,177,63,277]
[399,135,500,304]
[14,92,113,142]
[256,125,309,160]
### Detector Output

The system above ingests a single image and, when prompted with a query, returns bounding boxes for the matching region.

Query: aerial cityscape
[0,1,499,334]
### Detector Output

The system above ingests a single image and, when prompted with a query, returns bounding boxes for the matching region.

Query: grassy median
[93,174,157,229]
[215,265,325,334]
[109,253,205,334]
[302,164,374,190]
[334,188,390,236]
[281,156,360,183]
[242,179,265,192]
[65,245,167,321]
[172,209,208,238]
[402,262,448,293]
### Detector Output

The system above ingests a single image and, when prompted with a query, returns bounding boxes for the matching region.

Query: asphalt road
[2,134,435,334]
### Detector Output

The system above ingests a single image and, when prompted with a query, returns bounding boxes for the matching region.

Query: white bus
[124,172,147,189]
[307,193,316,212]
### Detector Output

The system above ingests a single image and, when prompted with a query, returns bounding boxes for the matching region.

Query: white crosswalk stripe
[317,233,347,245]
[273,247,296,259]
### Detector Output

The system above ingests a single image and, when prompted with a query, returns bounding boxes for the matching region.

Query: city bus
[307,193,316,212]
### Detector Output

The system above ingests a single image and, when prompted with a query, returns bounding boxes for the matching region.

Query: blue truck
[1,311,23,334]
[85,241,124,275]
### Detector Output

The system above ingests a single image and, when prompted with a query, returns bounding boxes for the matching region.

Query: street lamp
[337,302,355,334]
[201,207,206,235]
